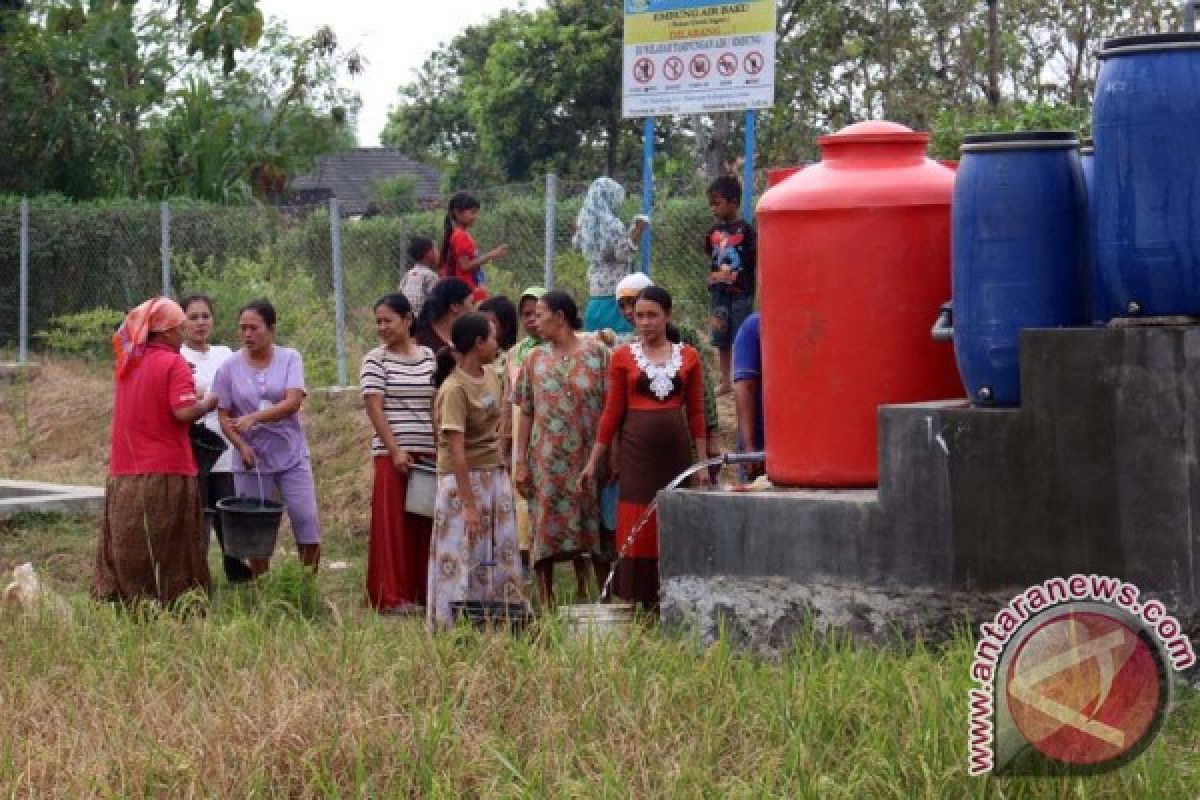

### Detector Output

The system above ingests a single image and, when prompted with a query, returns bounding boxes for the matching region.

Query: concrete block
[0,362,40,386]
[659,326,1200,649]
[0,479,104,519]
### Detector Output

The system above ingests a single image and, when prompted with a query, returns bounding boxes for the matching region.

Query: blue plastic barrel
[952,131,1088,406]
[1079,144,1103,323]
[1094,33,1200,318]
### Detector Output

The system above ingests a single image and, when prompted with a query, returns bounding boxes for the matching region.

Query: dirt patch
[0,361,379,541]
[0,357,745,542]
[0,360,111,486]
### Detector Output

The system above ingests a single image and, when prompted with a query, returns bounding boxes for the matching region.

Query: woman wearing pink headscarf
[93,296,219,606]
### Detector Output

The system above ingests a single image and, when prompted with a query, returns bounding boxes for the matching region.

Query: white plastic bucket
[405,463,437,517]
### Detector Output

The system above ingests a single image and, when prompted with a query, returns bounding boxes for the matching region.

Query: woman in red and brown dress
[95,296,219,606]
[581,286,709,612]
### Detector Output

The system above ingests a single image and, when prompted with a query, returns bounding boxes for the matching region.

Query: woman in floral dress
[513,290,610,607]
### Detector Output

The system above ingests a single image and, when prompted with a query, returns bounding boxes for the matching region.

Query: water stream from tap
[597,456,727,603]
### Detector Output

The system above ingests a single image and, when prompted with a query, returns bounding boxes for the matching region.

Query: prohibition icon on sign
[663,56,684,82]
[633,57,654,84]
[689,53,711,79]
[744,51,765,76]
[717,52,738,77]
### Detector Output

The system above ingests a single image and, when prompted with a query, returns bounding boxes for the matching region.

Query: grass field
[1,362,1198,797]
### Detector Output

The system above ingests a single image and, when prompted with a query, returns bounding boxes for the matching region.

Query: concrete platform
[0,479,104,519]
[0,362,39,386]
[659,326,1200,651]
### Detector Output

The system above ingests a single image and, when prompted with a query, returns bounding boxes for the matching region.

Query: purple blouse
[212,346,309,473]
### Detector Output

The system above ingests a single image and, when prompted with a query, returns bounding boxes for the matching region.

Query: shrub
[369,174,418,214]
[930,102,1090,160]
[176,255,339,386]
[41,307,125,357]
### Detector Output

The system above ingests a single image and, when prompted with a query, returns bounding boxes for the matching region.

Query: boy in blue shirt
[704,175,757,393]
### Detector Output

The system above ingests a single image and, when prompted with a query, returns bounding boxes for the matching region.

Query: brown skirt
[618,408,693,507]
[93,474,211,606]
[612,408,692,609]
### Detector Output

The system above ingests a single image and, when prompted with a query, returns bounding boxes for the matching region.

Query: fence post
[18,197,29,363]
[330,197,347,386]
[160,201,171,296]
[641,117,655,275]
[544,173,557,289]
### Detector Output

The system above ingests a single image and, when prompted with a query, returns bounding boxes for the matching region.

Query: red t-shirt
[109,343,199,476]
[443,227,481,288]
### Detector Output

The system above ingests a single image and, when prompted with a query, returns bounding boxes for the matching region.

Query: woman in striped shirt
[361,293,437,614]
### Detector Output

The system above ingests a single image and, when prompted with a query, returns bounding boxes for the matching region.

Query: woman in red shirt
[94,296,219,606]
[439,191,509,301]
[582,286,709,611]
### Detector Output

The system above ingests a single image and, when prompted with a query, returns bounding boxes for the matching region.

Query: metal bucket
[560,603,636,640]
[405,463,437,518]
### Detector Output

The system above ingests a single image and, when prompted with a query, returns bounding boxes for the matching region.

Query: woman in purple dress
[213,299,321,575]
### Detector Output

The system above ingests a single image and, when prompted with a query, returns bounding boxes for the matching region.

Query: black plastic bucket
[189,424,228,476]
[450,601,534,634]
[215,496,284,559]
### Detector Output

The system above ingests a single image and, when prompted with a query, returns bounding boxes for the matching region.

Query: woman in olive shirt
[426,312,527,630]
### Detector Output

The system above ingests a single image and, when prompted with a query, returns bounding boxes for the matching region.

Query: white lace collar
[631,341,683,401]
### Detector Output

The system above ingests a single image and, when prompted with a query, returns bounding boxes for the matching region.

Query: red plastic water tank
[767,166,804,187]
[756,120,963,487]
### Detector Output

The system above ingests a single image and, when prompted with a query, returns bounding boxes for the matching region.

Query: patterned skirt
[93,474,211,607]
[426,468,528,631]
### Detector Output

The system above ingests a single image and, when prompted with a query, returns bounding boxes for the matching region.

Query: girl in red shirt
[440,191,509,301]
[581,286,710,612]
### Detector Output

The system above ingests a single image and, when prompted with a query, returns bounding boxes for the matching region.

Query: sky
[256,1,546,147]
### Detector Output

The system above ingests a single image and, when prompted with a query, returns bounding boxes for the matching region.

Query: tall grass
[1,375,1197,796]
[0,519,1196,797]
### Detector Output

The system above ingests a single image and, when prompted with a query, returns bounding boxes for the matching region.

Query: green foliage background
[5,191,717,384]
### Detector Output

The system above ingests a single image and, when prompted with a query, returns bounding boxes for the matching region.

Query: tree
[383,0,681,186]
[79,0,268,196]
[381,12,517,186]
[146,23,360,201]
[0,0,359,201]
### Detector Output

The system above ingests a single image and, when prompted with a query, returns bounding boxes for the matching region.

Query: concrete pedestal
[0,362,39,386]
[659,327,1200,654]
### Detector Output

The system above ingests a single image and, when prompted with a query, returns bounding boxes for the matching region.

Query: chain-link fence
[1,176,753,384]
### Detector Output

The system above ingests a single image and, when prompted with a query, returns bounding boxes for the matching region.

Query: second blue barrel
[952,131,1088,406]
[1079,144,1105,324]
[1094,33,1200,319]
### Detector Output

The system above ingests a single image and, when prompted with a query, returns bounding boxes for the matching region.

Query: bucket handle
[255,465,266,508]
[931,301,954,342]
[233,462,269,508]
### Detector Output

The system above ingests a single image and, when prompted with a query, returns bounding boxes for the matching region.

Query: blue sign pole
[743,109,757,221]
[641,116,655,275]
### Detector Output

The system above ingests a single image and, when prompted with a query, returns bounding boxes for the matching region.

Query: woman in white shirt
[180,294,252,583]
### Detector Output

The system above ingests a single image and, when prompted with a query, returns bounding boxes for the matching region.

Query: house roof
[290,148,442,214]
